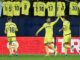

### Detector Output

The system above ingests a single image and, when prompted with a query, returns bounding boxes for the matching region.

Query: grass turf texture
[0,54,80,60]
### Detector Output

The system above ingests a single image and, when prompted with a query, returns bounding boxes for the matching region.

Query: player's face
[46,18,51,23]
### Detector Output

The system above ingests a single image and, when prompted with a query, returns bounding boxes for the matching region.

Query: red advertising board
[0,37,80,54]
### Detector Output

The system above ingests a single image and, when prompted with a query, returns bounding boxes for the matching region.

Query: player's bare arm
[52,17,59,24]
[35,24,45,36]
[59,27,64,32]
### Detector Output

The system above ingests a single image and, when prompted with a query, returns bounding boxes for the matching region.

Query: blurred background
[0,0,80,37]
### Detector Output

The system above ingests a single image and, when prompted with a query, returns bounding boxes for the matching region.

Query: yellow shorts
[44,36,53,44]
[63,34,71,44]
[7,37,16,42]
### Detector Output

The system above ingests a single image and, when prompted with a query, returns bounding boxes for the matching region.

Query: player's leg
[45,43,49,56]
[44,38,49,56]
[48,37,57,55]
[63,43,68,56]
[8,37,12,56]
[48,42,57,56]
[12,37,18,56]
[63,36,69,56]
[63,35,72,56]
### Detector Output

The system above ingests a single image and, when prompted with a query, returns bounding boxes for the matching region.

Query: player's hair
[62,16,70,21]
[62,16,67,19]
[7,17,12,21]
[62,16,69,20]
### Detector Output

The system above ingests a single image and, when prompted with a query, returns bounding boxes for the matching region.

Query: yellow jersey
[21,1,30,15]
[2,1,7,15]
[57,2,62,16]
[61,2,66,16]
[7,1,13,16]
[33,2,38,16]
[38,2,46,16]
[61,17,71,36]
[46,2,55,16]
[13,2,21,16]
[5,22,18,37]
[69,2,78,15]
[37,17,59,36]
[78,2,80,9]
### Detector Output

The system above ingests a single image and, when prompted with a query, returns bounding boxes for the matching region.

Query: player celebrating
[35,17,59,56]
[59,15,74,56]
[5,17,18,56]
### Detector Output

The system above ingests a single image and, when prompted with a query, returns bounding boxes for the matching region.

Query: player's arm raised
[58,14,64,22]
[35,24,45,36]
[59,15,65,32]
[51,17,59,25]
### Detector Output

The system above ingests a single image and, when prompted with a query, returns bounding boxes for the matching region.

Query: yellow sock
[45,46,49,55]
[9,45,12,54]
[65,47,67,54]
[14,43,17,51]
[49,44,57,52]
[65,44,70,48]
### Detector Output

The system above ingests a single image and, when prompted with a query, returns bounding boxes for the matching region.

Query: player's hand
[35,33,38,36]
[58,14,61,18]
[59,29,62,32]
[4,32,7,34]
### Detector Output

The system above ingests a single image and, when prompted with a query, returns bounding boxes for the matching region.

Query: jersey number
[5,6,7,11]
[72,6,77,10]
[48,6,53,11]
[61,4,64,10]
[9,6,12,12]
[24,5,27,10]
[40,7,44,11]
[15,5,19,10]
[10,27,15,33]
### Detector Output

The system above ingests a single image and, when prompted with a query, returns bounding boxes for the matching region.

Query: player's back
[63,21,71,35]
[5,22,18,37]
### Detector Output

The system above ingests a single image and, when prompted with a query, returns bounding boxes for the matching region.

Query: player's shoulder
[66,20,70,23]
[5,22,8,25]
[65,20,70,24]
[78,2,80,6]
[43,23,47,25]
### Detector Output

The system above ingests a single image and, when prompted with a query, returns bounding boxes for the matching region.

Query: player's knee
[13,41,16,45]
[9,42,11,45]
[45,43,48,46]
[48,42,52,44]
[63,43,66,47]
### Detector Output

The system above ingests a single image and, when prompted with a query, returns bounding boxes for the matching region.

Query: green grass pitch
[0,54,80,60]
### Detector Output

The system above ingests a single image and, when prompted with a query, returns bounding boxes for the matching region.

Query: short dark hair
[62,16,67,19]
[62,16,70,21]
[7,17,12,21]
